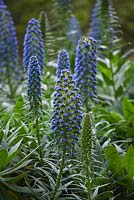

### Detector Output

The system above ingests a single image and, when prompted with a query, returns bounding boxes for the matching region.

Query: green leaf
[14,95,24,120]
[104,145,122,174]
[4,118,11,136]
[1,160,32,176]
[115,86,123,98]
[122,97,134,119]
[122,145,134,178]
[127,115,134,127]
[7,139,23,164]
[99,63,112,79]
[102,73,113,85]
[98,58,113,85]
[127,127,134,138]
[110,111,124,123]
[0,149,8,170]
[0,145,38,176]
[0,132,4,143]
[5,185,33,194]
[0,189,18,200]
[3,172,28,184]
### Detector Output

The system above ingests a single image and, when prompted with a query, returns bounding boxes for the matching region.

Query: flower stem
[85,158,92,200]
[36,116,43,159]
[7,74,15,99]
[51,148,66,200]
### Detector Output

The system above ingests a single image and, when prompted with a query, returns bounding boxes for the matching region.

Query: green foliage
[0,115,33,199]
[123,145,134,178]
[0,0,134,200]
[104,145,122,174]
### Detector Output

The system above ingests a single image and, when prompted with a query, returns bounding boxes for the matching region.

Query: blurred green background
[6,0,134,53]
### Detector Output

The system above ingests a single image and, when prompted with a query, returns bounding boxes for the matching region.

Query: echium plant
[53,0,71,26]
[89,0,116,50]
[56,49,71,78]
[38,11,55,62]
[27,55,42,158]
[51,69,83,155]
[74,37,97,111]
[89,0,102,42]
[27,55,42,117]
[51,69,83,199]
[23,18,45,73]
[38,11,48,43]
[81,113,93,200]
[52,0,72,54]
[66,15,82,51]
[0,0,19,93]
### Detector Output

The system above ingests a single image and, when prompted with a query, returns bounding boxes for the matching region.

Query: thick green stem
[51,148,66,200]
[7,75,15,99]
[85,99,91,113]
[85,158,92,200]
[109,53,117,102]
[111,64,116,97]
[36,116,43,159]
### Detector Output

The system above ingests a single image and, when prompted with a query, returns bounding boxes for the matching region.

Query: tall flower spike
[23,18,45,73]
[80,113,93,199]
[89,0,115,49]
[51,69,83,155]
[81,113,93,162]
[38,11,48,43]
[0,1,19,79]
[74,37,97,110]
[89,0,102,42]
[27,56,42,114]
[53,0,71,25]
[38,11,55,62]
[56,49,71,78]
[66,16,82,51]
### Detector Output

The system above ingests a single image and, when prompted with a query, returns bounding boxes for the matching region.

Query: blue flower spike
[0,1,19,79]
[51,69,83,155]
[57,49,71,78]
[74,36,98,110]
[23,18,45,73]
[27,55,42,114]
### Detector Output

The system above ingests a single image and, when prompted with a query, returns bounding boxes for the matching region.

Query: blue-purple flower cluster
[51,69,83,155]
[27,56,42,112]
[23,18,44,73]
[74,37,97,108]
[66,16,82,51]
[0,1,19,78]
[56,49,71,78]
[0,0,4,5]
